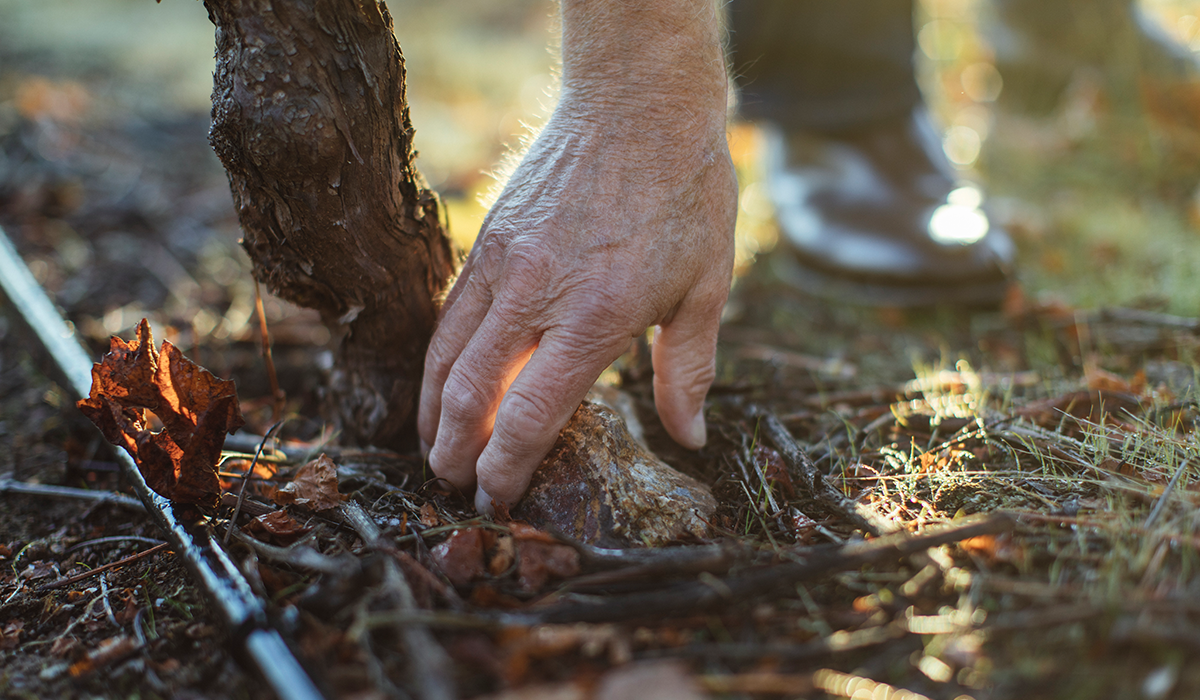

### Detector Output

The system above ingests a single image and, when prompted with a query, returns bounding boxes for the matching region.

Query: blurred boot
[729,0,1014,306]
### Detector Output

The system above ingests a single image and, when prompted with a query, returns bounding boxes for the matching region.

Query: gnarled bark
[204,0,455,450]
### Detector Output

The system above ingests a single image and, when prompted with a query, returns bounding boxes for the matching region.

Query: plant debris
[76,319,244,508]
[275,453,343,512]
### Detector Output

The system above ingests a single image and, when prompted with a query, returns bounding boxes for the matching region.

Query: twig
[65,536,165,557]
[751,408,897,535]
[231,529,349,576]
[38,542,171,592]
[253,277,286,422]
[642,621,906,663]
[99,572,119,629]
[342,501,456,700]
[529,514,1013,624]
[0,479,145,513]
[1144,458,1192,529]
[225,421,284,546]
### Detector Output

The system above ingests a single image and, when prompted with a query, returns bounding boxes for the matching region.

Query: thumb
[651,293,724,450]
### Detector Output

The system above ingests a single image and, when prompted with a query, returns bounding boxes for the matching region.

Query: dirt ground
[4,1,1200,699]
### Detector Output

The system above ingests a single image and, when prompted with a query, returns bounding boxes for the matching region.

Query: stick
[252,277,285,422]
[342,501,456,700]
[529,514,1013,624]
[38,543,171,592]
[0,479,145,512]
[751,408,897,535]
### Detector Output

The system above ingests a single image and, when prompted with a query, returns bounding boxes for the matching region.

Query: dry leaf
[0,620,24,650]
[276,454,343,512]
[50,636,82,659]
[77,319,245,507]
[247,510,313,545]
[430,528,488,588]
[419,502,441,527]
[510,523,580,592]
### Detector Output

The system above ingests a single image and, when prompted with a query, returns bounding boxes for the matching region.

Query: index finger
[471,328,631,511]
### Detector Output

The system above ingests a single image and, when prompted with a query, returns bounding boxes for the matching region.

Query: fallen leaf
[77,319,245,507]
[789,510,819,544]
[510,523,580,592]
[419,502,441,527]
[1085,363,1132,393]
[430,528,488,588]
[0,620,24,650]
[113,592,139,625]
[961,533,1026,567]
[247,510,313,545]
[275,454,343,512]
[488,534,516,577]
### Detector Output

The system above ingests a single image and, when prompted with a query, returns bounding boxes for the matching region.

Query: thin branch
[37,543,171,592]
[528,514,1013,624]
[751,408,898,535]
[342,501,456,700]
[0,479,145,513]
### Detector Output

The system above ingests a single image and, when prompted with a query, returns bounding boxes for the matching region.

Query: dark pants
[727,0,1153,131]
[728,0,920,132]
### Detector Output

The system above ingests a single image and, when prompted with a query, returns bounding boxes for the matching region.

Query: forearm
[558,0,728,137]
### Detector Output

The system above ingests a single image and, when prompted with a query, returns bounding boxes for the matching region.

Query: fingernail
[474,487,496,516]
[419,438,431,458]
[687,411,707,449]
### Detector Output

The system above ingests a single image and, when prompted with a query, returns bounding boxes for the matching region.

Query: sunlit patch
[943,125,981,166]
[929,187,989,245]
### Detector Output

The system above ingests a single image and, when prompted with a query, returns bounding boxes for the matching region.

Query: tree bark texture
[204,0,455,450]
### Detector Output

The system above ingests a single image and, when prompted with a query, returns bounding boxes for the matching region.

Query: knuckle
[503,239,554,280]
[439,370,492,426]
[494,387,558,451]
[424,335,456,378]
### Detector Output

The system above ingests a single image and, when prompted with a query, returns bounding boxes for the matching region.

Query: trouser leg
[727,0,921,132]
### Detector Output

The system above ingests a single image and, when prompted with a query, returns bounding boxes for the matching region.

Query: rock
[512,402,716,547]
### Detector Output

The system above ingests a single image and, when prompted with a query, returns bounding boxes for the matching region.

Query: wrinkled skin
[418,0,736,512]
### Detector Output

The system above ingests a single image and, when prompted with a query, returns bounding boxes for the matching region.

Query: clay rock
[512,402,716,547]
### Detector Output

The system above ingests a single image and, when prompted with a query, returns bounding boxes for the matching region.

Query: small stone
[513,402,715,547]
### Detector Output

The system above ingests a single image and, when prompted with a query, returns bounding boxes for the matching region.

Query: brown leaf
[276,454,343,512]
[1085,363,1132,393]
[76,319,245,507]
[0,620,24,650]
[113,592,139,625]
[419,502,441,527]
[510,523,580,592]
[488,534,517,577]
[430,528,487,588]
[247,510,313,545]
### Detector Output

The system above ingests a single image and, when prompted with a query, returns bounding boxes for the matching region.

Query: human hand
[418,107,736,512]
